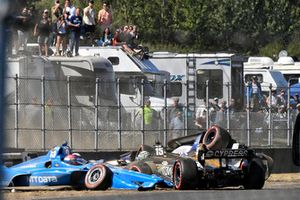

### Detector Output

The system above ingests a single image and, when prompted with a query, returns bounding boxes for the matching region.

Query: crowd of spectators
[7,0,139,57]
[195,75,300,131]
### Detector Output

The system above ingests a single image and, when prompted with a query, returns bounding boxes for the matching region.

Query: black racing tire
[172,158,198,190]
[243,158,266,189]
[85,164,112,190]
[202,125,232,150]
[127,161,153,174]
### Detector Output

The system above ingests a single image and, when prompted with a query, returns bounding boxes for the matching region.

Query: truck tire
[202,125,232,150]
[85,164,112,190]
[172,158,198,190]
[243,158,265,189]
[128,161,153,174]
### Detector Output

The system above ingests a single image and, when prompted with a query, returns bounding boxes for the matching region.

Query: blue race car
[1,142,173,190]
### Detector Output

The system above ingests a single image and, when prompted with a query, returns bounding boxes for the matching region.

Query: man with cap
[34,9,52,56]
[247,76,263,112]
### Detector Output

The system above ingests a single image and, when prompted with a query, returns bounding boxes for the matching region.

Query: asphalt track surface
[2,182,300,200]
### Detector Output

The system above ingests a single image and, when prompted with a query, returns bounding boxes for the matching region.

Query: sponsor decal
[19,164,37,169]
[29,176,58,183]
[170,75,185,81]
[157,165,173,177]
[205,150,248,158]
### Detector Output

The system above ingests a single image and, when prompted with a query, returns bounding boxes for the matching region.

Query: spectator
[96,27,113,46]
[276,89,287,109]
[195,109,206,129]
[135,99,156,130]
[64,0,76,19]
[98,2,112,32]
[67,8,82,57]
[34,9,52,56]
[15,7,32,54]
[83,0,96,36]
[266,90,278,111]
[54,15,67,56]
[168,97,183,123]
[294,94,300,104]
[248,76,263,112]
[169,111,183,140]
[50,0,63,46]
[112,29,122,46]
[208,97,220,123]
[195,102,207,130]
[215,100,227,128]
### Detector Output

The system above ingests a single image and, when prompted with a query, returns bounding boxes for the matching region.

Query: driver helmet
[136,151,150,160]
[64,153,86,165]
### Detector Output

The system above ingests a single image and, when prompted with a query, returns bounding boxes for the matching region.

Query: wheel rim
[174,162,182,188]
[205,131,216,144]
[87,167,103,184]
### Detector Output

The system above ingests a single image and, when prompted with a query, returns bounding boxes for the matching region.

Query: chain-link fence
[3,75,298,151]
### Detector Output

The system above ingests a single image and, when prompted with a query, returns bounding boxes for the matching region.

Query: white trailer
[273,56,300,85]
[149,52,245,113]
[244,56,289,92]
[78,46,173,114]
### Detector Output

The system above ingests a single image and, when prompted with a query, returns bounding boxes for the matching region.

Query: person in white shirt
[83,0,96,35]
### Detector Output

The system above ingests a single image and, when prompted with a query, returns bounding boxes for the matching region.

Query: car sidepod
[108,165,173,190]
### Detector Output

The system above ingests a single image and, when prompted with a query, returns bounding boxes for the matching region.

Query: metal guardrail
[3,75,298,151]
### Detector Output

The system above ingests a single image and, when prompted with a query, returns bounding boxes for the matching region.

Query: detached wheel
[85,164,112,190]
[243,158,266,189]
[172,158,198,190]
[128,161,153,174]
[202,125,231,150]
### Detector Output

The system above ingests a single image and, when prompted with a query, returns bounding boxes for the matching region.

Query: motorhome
[244,56,300,85]
[149,52,245,113]
[243,68,288,93]
[78,46,173,126]
[243,57,289,92]
[273,56,300,85]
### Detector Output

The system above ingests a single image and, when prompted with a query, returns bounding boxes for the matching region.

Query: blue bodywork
[1,144,173,190]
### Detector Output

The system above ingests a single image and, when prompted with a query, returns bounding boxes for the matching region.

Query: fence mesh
[3,76,297,151]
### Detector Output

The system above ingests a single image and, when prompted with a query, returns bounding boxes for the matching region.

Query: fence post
[205,80,209,128]
[226,82,230,131]
[268,84,272,146]
[163,79,168,147]
[141,79,145,145]
[287,82,291,146]
[14,74,19,148]
[246,82,251,146]
[41,75,45,150]
[117,78,122,150]
[94,78,99,150]
[67,76,72,147]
